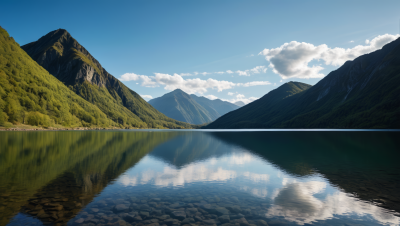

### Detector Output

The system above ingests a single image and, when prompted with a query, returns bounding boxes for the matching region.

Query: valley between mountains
[1,26,399,129]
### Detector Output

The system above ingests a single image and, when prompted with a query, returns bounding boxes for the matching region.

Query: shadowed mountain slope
[149,89,239,124]
[205,82,311,128]
[207,38,400,129]
[22,29,190,128]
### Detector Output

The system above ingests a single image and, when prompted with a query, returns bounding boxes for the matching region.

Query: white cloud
[152,73,236,94]
[227,92,235,96]
[203,95,218,100]
[179,73,192,76]
[226,70,234,74]
[215,71,225,74]
[223,93,259,105]
[237,81,271,87]
[200,72,211,76]
[236,70,250,76]
[236,66,267,76]
[119,72,270,95]
[250,65,267,74]
[119,73,158,87]
[350,40,354,43]
[140,94,153,100]
[259,33,400,79]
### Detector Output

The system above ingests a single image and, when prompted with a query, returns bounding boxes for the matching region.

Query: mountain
[205,82,312,128]
[0,26,119,128]
[189,94,239,116]
[148,89,239,124]
[148,89,214,124]
[207,38,400,129]
[21,29,190,129]
[234,101,245,107]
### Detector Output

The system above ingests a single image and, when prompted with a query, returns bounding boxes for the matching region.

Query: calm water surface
[1,130,399,226]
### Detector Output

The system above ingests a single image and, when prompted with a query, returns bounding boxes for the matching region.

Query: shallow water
[1,130,400,226]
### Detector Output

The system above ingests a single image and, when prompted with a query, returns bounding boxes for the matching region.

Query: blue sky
[1,0,400,103]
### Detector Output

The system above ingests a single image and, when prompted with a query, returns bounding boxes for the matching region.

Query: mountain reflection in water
[1,130,399,226]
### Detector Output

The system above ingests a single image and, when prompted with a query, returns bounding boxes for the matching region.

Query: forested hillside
[22,29,190,129]
[0,26,116,128]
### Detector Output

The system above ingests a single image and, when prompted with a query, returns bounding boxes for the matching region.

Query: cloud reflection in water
[268,181,400,225]
[118,149,399,226]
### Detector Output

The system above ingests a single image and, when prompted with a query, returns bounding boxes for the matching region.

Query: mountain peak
[172,89,185,93]
[21,28,190,129]
[22,28,103,86]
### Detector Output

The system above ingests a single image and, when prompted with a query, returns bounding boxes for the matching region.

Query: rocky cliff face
[23,29,107,87]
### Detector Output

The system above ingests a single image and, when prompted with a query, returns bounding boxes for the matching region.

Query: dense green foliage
[207,38,400,129]
[149,89,239,124]
[22,29,191,129]
[0,27,116,128]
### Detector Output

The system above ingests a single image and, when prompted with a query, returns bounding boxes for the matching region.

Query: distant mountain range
[206,37,400,129]
[149,89,239,124]
[234,101,245,107]
[20,29,190,129]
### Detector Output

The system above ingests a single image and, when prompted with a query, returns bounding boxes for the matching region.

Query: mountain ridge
[149,89,239,124]
[0,26,118,128]
[22,29,190,128]
[206,38,400,129]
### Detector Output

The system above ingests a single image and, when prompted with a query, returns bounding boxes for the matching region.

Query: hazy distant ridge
[149,89,239,124]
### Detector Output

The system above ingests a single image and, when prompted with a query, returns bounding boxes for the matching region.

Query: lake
[1,130,399,226]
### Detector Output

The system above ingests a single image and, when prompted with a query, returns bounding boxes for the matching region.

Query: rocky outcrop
[22,29,107,88]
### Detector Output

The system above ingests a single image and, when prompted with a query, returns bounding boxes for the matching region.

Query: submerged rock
[257,219,269,226]
[75,218,85,223]
[113,204,129,213]
[171,210,186,220]
[218,215,230,223]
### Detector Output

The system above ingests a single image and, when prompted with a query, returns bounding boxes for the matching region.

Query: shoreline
[0,125,142,131]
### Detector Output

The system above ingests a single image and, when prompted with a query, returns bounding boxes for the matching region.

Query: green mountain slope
[149,89,239,124]
[22,29,190,129]
[207,37,400,129]
[0,26,118,128]
[205,82,312,128]
[149,89,214,124]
